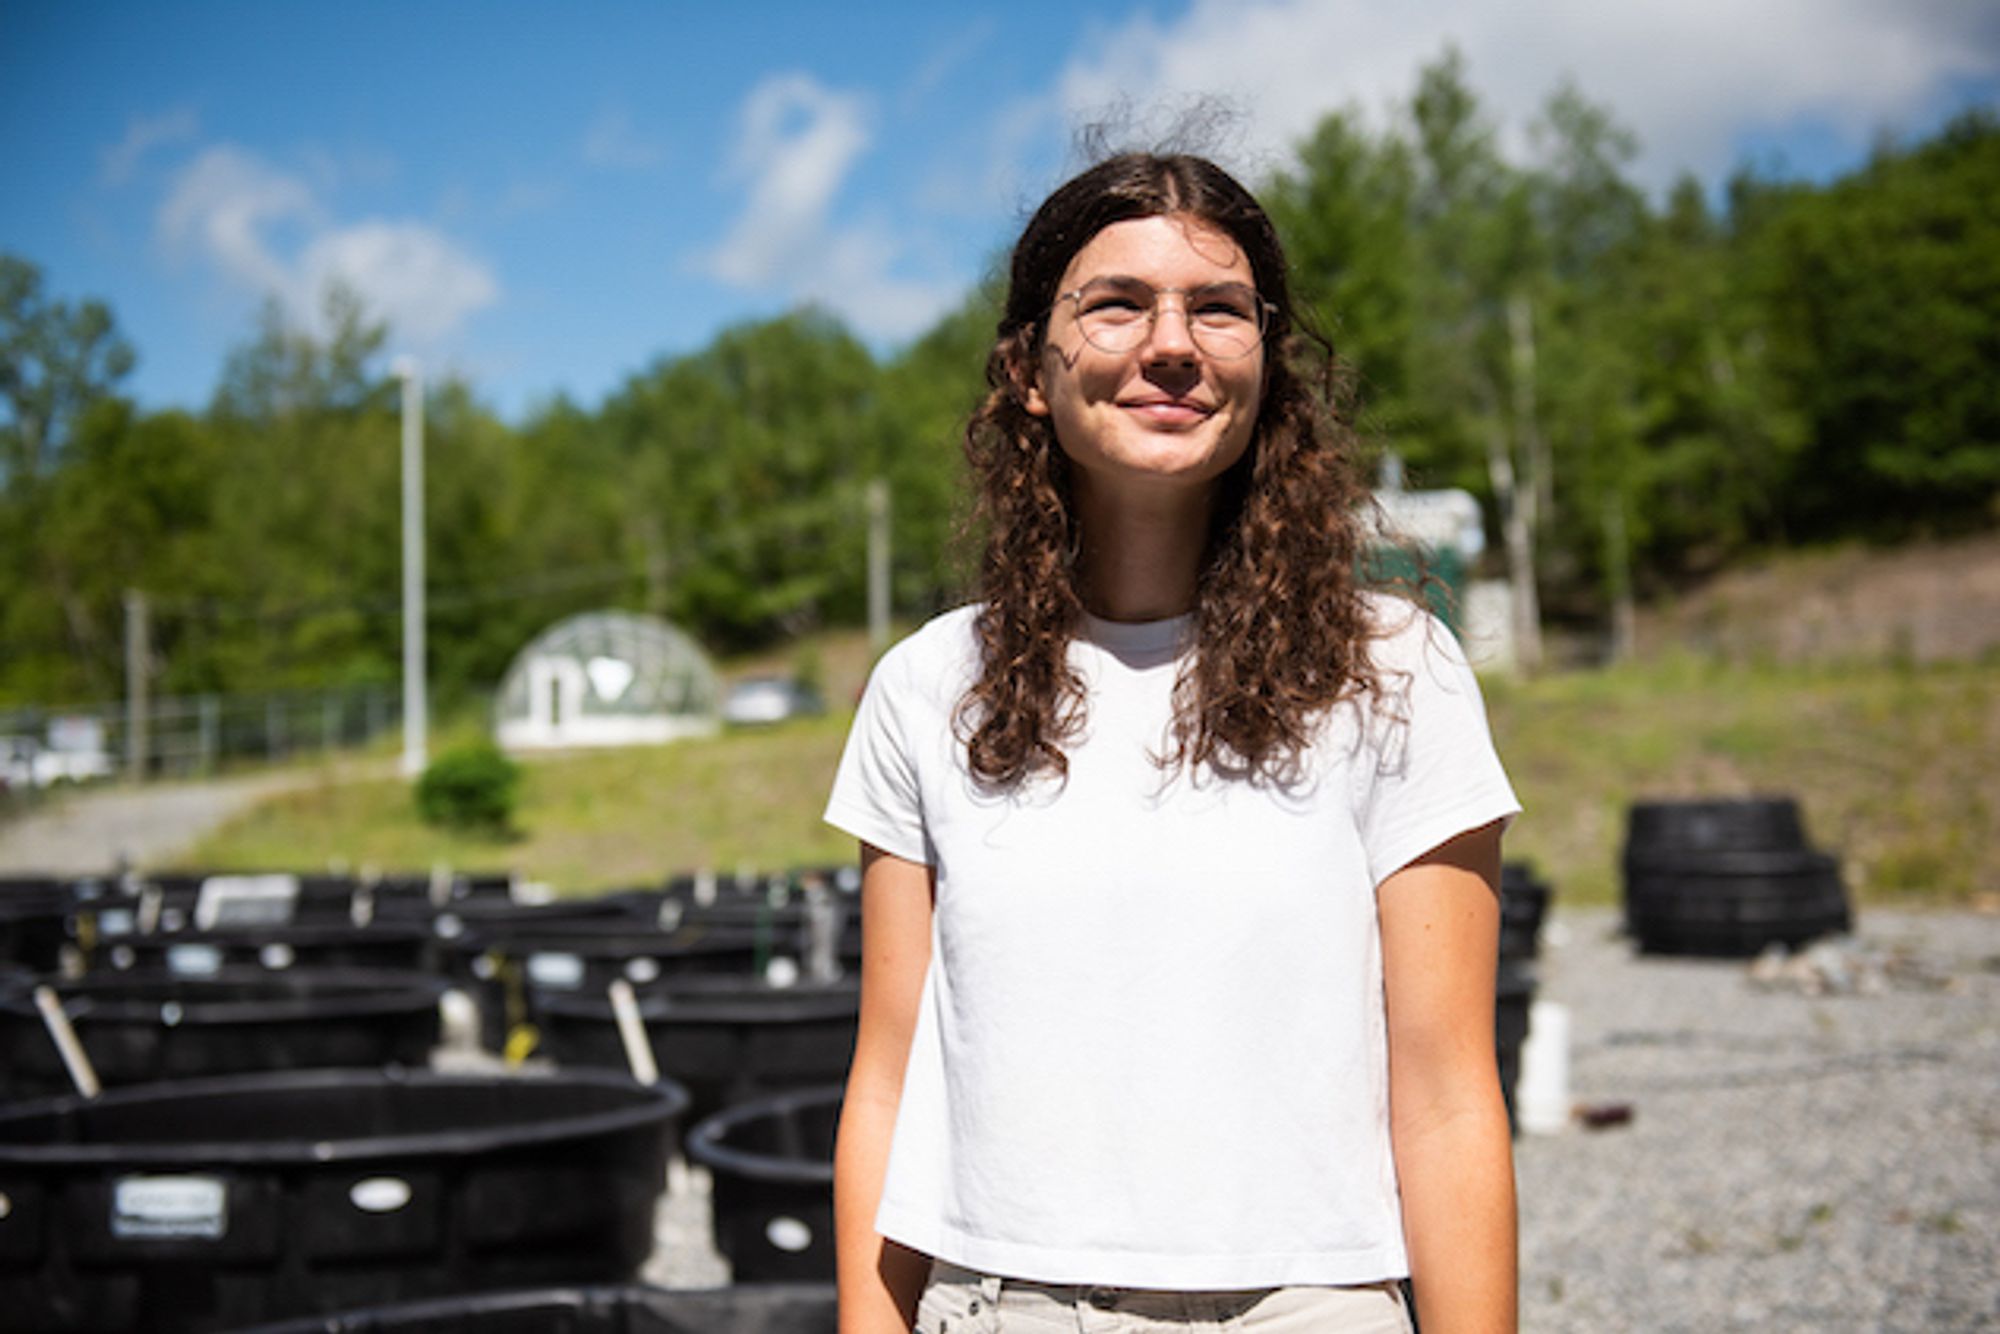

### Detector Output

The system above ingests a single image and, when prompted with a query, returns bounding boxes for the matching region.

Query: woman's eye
[1194,290,1257,321]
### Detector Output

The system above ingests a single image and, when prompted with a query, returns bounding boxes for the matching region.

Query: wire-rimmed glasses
[1055,276,1272,359]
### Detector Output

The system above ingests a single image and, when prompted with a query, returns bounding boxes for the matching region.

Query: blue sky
[5,0,1996,423]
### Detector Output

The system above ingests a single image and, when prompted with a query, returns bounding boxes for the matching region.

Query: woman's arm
[835,843,936,1333]
[1379,819,1518,1334]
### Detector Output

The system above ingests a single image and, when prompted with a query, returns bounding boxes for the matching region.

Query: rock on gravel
[1518,907,2000,1334]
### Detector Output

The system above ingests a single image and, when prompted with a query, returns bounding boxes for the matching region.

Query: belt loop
[979,1273,1003,1304]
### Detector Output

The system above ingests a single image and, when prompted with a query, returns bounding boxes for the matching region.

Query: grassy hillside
[1486,657,1994,904]
[184,646,1996,906]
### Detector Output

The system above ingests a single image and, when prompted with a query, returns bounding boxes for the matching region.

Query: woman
[825,152,1519,1333]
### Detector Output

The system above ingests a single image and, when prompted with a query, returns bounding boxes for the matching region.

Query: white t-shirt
[823,594,1519,1290]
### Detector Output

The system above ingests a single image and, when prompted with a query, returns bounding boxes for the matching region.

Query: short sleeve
[1355,598,1521,888]
[823,643,934,866]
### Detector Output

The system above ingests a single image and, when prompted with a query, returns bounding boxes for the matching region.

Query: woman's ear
[1023,370,1049,418]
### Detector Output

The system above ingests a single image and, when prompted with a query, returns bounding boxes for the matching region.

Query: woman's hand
[1379,819,1518,1334]
[835,843,937,1332]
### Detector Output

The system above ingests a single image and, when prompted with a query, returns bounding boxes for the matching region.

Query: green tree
[1403,48,1548,665]
[874,277,1002,611]
[1749,110,2000,535]
[0,254,136,488]
[603,309,882,648]
[1265,110,1417,446]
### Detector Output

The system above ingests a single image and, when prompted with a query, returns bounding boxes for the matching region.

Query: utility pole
[393,357,428,778]
[123,590,149,782]
[866,478,891,653]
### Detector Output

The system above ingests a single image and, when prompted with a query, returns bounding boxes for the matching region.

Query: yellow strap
[504,1023,541,1066]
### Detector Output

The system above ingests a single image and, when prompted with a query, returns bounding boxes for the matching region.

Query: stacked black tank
[1621,796,1852,956]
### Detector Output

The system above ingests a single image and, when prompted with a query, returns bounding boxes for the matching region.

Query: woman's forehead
[1058,214,1250,288]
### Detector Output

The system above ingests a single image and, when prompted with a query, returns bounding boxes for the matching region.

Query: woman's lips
[1119,397,1212,426]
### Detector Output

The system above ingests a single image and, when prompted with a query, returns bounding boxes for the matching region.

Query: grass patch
[187,650,1997,904]
[1492,656,1998,905]
[183,713,854,893]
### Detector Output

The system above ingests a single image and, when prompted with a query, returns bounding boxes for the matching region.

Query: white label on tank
[197,874,300,930]
[766,1216,813,1252]
[166,944,223,978]
[97,908,135,937]
[624,956,661,984]
[348,1177,413,1213]
[113,1175,227,1240]
[527,951,585,989]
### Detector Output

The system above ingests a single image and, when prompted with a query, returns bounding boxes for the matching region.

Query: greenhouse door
[526,656,589,743]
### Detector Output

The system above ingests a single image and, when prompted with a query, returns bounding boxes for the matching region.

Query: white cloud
[904,17,999,106]
[1040,0,2000,190]
[301,222,498,342]
[101,107,201,186]
[708,74,871,287]
[704,73,956,340]
[582,107,667,170]
[157,144,498,344]
[158,146,320,298]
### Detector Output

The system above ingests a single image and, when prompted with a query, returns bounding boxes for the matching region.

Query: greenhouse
[494,610,720,751]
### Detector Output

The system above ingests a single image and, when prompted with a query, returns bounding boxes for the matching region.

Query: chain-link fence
[0,683,399,787]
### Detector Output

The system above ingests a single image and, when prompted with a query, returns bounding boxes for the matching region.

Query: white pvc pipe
[607,978,659,1085]
[33,985,101,1099]
[1517,999,1571,1135]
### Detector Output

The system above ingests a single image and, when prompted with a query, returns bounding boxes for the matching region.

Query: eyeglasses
[1054,277,1272,360]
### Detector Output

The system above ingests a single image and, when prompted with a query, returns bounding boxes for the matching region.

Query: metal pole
[199,695,219,774]
[394,358,428,778]
[123,590,148,782]
[866,478,890,653]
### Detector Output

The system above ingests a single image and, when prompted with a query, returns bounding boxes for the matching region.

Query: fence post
[124,590,149,782]
[199,696,220,775]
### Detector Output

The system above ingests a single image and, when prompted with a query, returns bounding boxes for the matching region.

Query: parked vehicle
[719,676,825,726]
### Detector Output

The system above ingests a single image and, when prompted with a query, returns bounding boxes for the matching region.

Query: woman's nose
[1144,296,1198,361]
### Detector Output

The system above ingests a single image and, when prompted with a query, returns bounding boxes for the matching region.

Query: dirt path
[0,767,357,875]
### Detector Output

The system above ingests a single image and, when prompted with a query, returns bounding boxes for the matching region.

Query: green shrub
[415,741,521,835]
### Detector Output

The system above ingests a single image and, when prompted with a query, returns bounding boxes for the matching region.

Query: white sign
[113,1175,227,1240]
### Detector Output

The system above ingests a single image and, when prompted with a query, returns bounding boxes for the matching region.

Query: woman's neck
[1072,475,1211,622]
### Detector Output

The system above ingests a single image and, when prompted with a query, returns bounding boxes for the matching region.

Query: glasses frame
[1053,278,1275,361]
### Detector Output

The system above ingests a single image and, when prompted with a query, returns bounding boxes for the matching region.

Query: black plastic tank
[535,977,859,1129]
[0,1067,688,1331]
[0,967,446,1099]
[685,1084,840,1284]
[223,1282,837,1333]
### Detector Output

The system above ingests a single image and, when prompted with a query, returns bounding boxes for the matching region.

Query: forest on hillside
[4,54,1996,710]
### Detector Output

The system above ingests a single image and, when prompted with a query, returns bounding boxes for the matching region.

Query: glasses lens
[1069,280,1266,358]
[1188,284,1265,359]
[1072,280,1153,353]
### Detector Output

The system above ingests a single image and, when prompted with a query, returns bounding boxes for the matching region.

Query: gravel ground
[631,907,2000,1330]
[1515,907,2000,1333]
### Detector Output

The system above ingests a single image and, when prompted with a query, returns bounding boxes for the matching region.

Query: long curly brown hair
[956,152,1386,788]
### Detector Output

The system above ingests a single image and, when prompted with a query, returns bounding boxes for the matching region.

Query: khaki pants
[917,1261,1413,1333]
